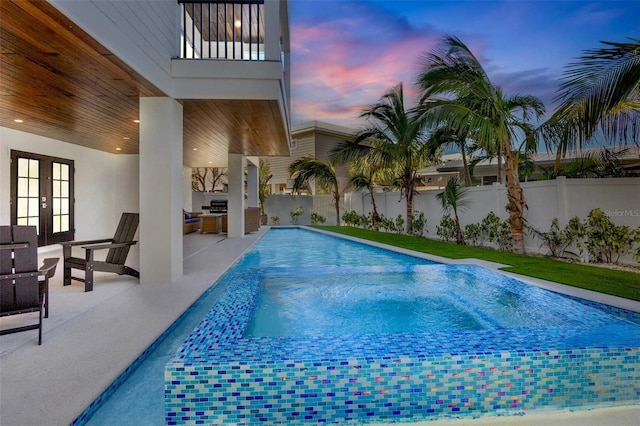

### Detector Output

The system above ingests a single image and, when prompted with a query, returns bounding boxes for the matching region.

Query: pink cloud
[291,17,442,127]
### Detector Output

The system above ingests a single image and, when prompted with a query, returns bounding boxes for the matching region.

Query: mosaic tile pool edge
[165,268,640,425]
[166,348,639,425]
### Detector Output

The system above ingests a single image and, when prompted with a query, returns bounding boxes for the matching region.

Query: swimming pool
[166,228,640,424]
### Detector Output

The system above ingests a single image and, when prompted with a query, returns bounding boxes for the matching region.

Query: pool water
[238,227,435,268]
[245,264,625,337]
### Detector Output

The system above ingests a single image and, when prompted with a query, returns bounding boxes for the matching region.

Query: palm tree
[288,156,342,225]
[425,126,474,186]
[416,36,545,254]
[542,37,640,158]
[347,158,393,231]
[436,178,469,244]
[258,159,273,223]
[331,83,428,233]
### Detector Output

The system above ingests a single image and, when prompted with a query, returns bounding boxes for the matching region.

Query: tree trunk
[497,145,503,184]
[406,189,413,234]
[454,210,464,244]
[460,146,472,186]
[502,138,526,254]
[370,190,380,231]
[334,191,341,226]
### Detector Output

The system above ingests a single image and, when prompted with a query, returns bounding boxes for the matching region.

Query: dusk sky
[289,0,640,130]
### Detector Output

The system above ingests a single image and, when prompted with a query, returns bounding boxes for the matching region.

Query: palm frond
[545,37,640,150]
[288,156,337,194]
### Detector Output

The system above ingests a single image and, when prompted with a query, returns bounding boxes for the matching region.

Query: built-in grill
[209,200,228,214]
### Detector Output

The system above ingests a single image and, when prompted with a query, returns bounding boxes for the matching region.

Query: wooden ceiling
[1,0,289,168]
[183,99,289,166]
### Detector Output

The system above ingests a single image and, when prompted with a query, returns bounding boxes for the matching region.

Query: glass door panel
[11,151,74,246]
[16,157,40,231]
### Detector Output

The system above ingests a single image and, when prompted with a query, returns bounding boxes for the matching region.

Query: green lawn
[315,226,640,302]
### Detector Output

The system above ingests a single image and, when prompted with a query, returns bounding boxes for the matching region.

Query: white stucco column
[139,97,183,284]
[227,153,245,238]
[263,0,280,61]
[246,158,259,209]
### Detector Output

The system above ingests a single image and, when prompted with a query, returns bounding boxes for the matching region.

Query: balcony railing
[179,1,265,60]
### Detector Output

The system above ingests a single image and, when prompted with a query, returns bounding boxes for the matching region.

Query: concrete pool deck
[1,226,638,425]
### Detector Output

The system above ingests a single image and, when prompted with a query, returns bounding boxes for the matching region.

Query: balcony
[173,0,291,166]
[179,1,266,60]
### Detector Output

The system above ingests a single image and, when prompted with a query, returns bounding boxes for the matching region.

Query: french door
[10,150,75,246]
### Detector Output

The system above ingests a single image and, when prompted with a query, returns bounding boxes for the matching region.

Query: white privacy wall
[362,179,637,232]
[0,127,139,242]
[282,177,640,263]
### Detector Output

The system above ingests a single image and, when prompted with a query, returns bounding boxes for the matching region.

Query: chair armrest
[39,258,59,279]
[0,271,39,280]
[82,241,137,251]
[60,238,113,248]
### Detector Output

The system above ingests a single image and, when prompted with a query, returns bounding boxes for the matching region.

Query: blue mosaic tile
[165,259,640,425]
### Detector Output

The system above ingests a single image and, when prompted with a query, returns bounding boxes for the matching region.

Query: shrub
[394,214,405,234]
[463,223,483,246]
[377,215,391,232]
[341,210,372,228]
[409,211,426,237]
[310,211,326,225]
[289,206,304,225]
[437,214,456,242]
[585,208,638,264]
[342,210,360,226]
[361,212,374,230]
[480,212,512,251]
[494,221,513,251]
[527,217,584,258]
[270,215,279,225]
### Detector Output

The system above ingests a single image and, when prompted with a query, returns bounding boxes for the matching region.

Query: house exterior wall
[0,127,138,243]
[266,132,315,191]
[315,133,351,193]
[50,0,177,94]
[264,122,354,195]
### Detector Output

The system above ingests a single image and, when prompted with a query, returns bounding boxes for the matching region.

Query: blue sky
[289,0,640,129]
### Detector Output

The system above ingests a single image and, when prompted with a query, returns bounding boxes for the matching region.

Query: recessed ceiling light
[116,147,122,151]
[208,161,213,164]
[235,20,241,28]
[133,119,140,123]
[193,148,198,151]
[123,137,130,140]
[14,119,23,123]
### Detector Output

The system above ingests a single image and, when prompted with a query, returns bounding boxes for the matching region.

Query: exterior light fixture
[133,119,140,123]
[116,147,122,151]
[14,119,23,123]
